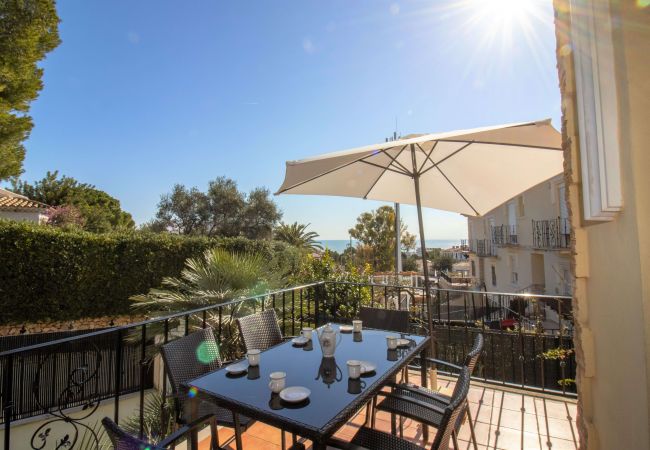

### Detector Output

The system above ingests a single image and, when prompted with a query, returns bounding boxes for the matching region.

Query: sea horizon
[317,239,466,253]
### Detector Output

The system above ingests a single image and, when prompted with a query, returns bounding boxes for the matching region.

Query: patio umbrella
[276,119,563,356]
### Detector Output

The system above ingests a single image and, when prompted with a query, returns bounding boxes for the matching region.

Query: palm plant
[131,248,275,311]
[274,222,323,252]
[131,248,278,359]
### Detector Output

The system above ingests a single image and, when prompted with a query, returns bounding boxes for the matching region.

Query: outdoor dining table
[188,323,430,450]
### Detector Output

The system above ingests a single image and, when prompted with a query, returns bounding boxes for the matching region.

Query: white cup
[386,335,398,350]
[268,372,286,393]
[301,327,313,340]
[247,349,261,367]
[352,320,362,333]
[347,360,362,380]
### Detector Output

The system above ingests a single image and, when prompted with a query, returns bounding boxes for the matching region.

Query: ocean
[317,239,465,253]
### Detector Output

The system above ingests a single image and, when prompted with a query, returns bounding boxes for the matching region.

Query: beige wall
[0,210,46,224]
[467,174,572,295]
[555,0,650,448]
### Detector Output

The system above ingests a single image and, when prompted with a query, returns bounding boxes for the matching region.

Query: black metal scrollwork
[30,343,103,449]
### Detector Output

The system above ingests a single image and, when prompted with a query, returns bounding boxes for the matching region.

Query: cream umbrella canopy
[276,119,563,354]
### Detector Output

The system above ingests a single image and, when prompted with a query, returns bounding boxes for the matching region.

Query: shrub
[0,220,300,324]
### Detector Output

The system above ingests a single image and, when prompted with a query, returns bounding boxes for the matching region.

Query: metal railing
[491,224,518,246]
[439,271,472,286]
[532,217,571,249]
[469,238,497,257]
[0,282,575,449]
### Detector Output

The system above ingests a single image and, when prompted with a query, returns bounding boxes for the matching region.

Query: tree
[152,178,282,239]
[44,205,85,229]
[274,222,323,252]
[0,0,61,180]
[432,254,454,273]
[348,205,416,271]
[11,171,134,232]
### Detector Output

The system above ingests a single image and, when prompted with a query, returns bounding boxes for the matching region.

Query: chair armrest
[326,437,370,450]
[425,357,463,371]
[390,383,452,405]
[158,414,213,447]
[376,391,447,415]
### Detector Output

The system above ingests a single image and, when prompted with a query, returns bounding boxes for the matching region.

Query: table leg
[189,395,199,450]
[232,411,243,450]
[420,347,429,441]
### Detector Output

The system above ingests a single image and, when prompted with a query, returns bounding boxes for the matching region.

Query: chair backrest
[237,309,283,352]
[430,367,471,450]
[463,333,484,375]
[160,328,223,417]
[358,307,410,333]
[102,416,164,450]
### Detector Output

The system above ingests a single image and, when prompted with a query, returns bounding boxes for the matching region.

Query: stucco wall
[0,210,46,224]
[555,0,650,448]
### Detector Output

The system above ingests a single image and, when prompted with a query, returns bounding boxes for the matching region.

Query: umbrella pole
[410,146,437,388]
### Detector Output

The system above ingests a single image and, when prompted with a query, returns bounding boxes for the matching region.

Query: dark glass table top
[189,324,428,439]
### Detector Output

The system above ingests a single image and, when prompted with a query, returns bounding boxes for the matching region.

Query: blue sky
[15,0,560,239]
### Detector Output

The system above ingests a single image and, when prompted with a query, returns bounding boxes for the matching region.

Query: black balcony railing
[0,282,575,449]
[491,224,518,246]
[470,238,497,257]
[533,217,571,249]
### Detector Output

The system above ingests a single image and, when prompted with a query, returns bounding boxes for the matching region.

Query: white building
[467,174,572,296]
[0,188,48,224]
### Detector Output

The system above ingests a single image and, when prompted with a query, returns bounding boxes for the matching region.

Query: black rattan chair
[160,328,253,448]
[358,306,410,333]
[236,309,285,352]
[374,333,484,450]
[102,415,216,450]
[328,367,472,450]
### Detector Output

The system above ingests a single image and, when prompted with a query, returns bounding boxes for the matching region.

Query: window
[517,195,525,217]
[509,255,518,285]
[491,265,497,286]
[471,260,476,277]
[558,183,568,220]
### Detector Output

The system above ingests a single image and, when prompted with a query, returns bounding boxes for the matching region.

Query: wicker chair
[102,415,217,450]
[358,307,410,333]
[328,367,472,450]
[160,328,253,448]
[374,333,485,450]
[236,309,285,352]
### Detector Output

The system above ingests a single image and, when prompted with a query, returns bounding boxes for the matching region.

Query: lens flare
[196,340,220,364]
[188,386,198,398]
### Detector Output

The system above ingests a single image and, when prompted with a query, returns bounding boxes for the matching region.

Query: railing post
[2,354,14,450]
[113,329,123,423]
[139,324,147,439]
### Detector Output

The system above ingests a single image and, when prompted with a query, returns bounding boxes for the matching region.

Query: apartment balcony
[0,282,575,450]
[470,238,498,257]
[532,218,571,250]
[491,224,519,246]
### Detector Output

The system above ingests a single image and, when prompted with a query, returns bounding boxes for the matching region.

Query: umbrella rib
[419,142,474,177]
[362,146,409,199]
[382,147,412,174]
[416,142,438,175]
[435,165,480,216]
[437,139,561,151]
[359,160,410,176]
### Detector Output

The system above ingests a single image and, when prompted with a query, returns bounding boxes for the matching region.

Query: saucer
[225,362,248,374]
[292,336,309,346]
[359,361,377,374]
[397,338,411,347]
[279,386,311,403]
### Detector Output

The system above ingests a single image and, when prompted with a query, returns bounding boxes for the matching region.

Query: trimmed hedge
[0,221,300,324]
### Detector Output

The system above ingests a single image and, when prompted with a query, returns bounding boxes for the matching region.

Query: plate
[359,361,376,374]
[279,386,311,403]
[397,338,411,347]
[225,362,248,374]
[291,336,309,346]
[339,325,354,333]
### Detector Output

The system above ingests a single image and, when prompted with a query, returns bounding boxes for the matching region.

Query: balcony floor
[197,371,579,450]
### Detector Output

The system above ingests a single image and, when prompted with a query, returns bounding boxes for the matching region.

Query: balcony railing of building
[469,238,497,257]
[439,270,472,286]
[533,217,571,249]
[0,282,575,450]
[491,224,518,246]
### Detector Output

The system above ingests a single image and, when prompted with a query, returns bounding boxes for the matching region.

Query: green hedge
[0,221,300,324]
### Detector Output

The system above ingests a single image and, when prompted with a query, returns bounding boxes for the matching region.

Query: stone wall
[0,314,147,336]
